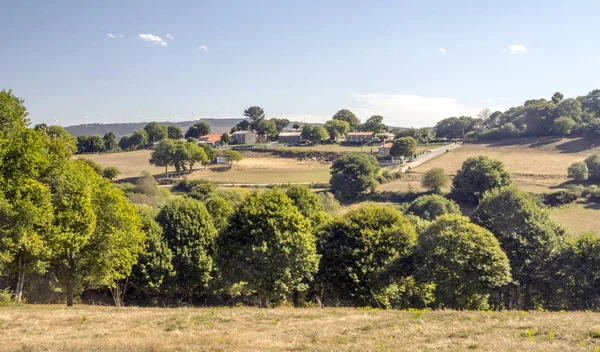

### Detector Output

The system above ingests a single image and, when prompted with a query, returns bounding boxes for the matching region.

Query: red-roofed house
[198,134,223,146]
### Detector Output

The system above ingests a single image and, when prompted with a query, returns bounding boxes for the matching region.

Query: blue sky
[2,0,600,127]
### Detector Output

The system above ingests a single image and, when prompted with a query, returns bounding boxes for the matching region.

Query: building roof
[198,134,222,143]
[278,132,302,137]
[347,132,375,136]
[232,130,254,135]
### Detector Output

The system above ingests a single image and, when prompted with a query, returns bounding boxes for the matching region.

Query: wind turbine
[192,110,195,119]
[172,110,177,122]
[102,113,107,123]
[137,111,142,123]
[52,116,58,125]
[85,116,89,127]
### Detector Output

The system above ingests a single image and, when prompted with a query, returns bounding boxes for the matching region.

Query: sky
[2,0,600,128]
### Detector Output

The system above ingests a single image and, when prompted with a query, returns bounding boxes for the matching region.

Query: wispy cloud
[118,33,123,38]
[350,93,506,127]
[504,44,527,54]
[199,45,208,52]
[165,33,174,40]
[138,33,168,46]
[106,33,116,38]
[439,48,446,54]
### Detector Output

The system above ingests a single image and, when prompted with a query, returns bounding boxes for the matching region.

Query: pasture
[2,305,600,352]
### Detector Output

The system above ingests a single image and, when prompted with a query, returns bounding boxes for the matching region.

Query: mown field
[2,305,600,352]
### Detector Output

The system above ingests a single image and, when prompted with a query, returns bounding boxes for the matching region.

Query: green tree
[167,125,183,140]
[452,156,511,201]
[332,109,360,131]
[584,154,600,181]
[472,186,567,309]
[553,116,576,136]
[77,158,103,175]
[184,142,208,170]
[244,106,266,130]
[144,122,168,143]
[557,99,582,122]
[128,205,175,299]
[284,185,330,226]
[103,132,118,151]
[199,143,216,168]
[172,141,191,173]
[220,133,231,144]
[157,198,217,298]
[271,118,290,132]
[223,150,242,167]
[216,189,319,307]
[204,195,234,232]
[149,139,176,175]
[292,123,301,130]
[185,122,211,139]
[42,125,76,157]
[406,194,461,221]
[567,161,588,182]
[421,168,449,193]
[330,153,380,201]
[359,115,387,133]
[317,204,416,306]
[435,116,477,139]
[415,214,511,309]
[390,137,417,158]
[547,232,600,310]
[257,119,278,138]
[325,119,350,142]
[118,135,131,150]
[45,160,145,306]
[102,166,121,181]
[129,129,149,149]
[231,119,251,133]
[551,92,564,104]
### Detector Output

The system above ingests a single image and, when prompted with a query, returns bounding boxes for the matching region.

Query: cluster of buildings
[197,130,395,147]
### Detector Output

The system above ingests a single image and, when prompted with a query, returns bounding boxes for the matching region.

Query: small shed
[278,131,302,145]
[231,130,256,145]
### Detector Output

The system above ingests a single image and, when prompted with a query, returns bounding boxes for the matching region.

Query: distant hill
[65,118,245,139]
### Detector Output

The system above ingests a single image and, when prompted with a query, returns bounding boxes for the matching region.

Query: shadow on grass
[555,138,599,153]
[584,202,600,210]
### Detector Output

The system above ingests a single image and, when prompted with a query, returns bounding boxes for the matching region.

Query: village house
[278,131,302,145]
[378,142,393,157]
[346,132,375,144]
[231,130,257,144]
[197,134,223,146]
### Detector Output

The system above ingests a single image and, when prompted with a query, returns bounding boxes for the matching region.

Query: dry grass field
[382,138,600,194]
[551,202,600,234]
[81,150,165,178]
[282,144,434,154]
[2,305,600,352]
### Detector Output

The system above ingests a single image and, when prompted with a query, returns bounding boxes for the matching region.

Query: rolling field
[551,203,600,234]
[2,305,600,352]
[381,138,600,194]
[81,150,165,178]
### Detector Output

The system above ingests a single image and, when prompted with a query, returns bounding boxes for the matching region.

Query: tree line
[434,90,600,141]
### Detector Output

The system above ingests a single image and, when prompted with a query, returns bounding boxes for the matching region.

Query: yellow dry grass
[381,138,600,194]
[551,202,600,234]
[1,305,600,351]
[81,150,164,178]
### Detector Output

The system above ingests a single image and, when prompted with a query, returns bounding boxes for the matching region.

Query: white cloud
[165,33,174,40]
[505,44,527,54]
[106,33,116,38]
[350,93,506,127]
[439,48,446,54]
[198,45,208,51]
[138,33,168,46]
[118,33,123,38]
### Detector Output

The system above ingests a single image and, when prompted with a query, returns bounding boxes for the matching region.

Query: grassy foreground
[2,306,600,351]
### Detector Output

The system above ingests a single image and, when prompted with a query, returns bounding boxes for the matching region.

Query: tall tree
[330,153,380,201]
[271,118,290,132]
[390,137,417,158]
[325,119,350,141]
[144,122,168,143]
[185,122,211,139]
[184,142,208,170]
[217,189,319,307]
[157,198,217,298]
[452,156,511,202]
[103,132,118,151]
[167,125,183,140]
[244,106,266,130]
[332,109,360,131]
[359,115,387,133]
[149,139,176,175]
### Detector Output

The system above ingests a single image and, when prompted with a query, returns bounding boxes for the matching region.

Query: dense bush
[567,161,589,182]
[330,153,380,201]
[415,215,511,309]
[421,168,449,193]
[405,194,461,221]
[452,156,511,202]
[543,190,579,207]
[584,154,600,181]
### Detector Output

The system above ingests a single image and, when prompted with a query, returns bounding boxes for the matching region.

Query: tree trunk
[66,282,74,307]
[14,252,25,303]
[293,290,299,308]
[165,165,168,176]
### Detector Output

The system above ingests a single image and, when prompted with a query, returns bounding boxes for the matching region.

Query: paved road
[390,142,462,173]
